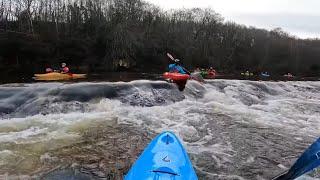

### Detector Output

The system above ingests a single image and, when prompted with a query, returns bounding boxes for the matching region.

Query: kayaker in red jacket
[208,67,216,77]
[60,63,70,73]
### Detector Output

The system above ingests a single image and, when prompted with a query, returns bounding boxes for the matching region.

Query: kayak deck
[163,72,190,91]
[125,132,198,180]
[34,72,86,81]
[163,72,190,82]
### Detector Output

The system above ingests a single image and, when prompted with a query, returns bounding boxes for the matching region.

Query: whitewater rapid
[0,80,319,179]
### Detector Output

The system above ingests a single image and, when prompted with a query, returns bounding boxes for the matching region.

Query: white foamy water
[0,80,319,179]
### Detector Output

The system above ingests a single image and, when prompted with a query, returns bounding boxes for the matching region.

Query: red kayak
[163,72,190,82]
[163,72,190,91]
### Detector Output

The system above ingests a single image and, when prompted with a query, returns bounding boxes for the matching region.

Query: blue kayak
[125,131,198,180]
[261,73,270,77]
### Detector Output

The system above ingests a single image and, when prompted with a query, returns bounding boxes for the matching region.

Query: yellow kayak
[33,72,86,81]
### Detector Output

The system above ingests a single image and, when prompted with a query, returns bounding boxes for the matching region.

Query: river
[0,79,319,179]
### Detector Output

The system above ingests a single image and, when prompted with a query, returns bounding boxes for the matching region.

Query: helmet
[61,63,67,67]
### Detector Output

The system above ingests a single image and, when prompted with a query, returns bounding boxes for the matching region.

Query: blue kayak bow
[274,137,320,180]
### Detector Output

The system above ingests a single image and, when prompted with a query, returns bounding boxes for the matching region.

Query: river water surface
[0,80,319,179]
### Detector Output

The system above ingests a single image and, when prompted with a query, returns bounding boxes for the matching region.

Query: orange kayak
[33,72,86,81]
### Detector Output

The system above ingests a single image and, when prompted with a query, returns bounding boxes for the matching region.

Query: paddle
[273,137,320,180]
[166,53,175,61]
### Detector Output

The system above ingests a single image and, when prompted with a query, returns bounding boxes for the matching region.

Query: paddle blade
[275,138,320,180]
[167,53,175,61]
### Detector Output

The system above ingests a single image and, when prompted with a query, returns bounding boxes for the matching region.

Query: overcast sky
[146,0,320,39]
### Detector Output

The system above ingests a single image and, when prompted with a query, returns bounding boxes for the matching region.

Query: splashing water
[0,80,319,179]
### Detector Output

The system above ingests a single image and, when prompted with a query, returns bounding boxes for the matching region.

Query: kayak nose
[125,131,198,180]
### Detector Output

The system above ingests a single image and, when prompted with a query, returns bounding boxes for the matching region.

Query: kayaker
[207,67,216,78]
[60,63,70,73]
[45,67,53,73]
[286,72,293,77]
[261,72,270,77]
[208,67,216,74]
[169,59,188,74]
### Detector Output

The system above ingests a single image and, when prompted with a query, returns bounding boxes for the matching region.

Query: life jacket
[169,64,186,74]
[62,67,69,73]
